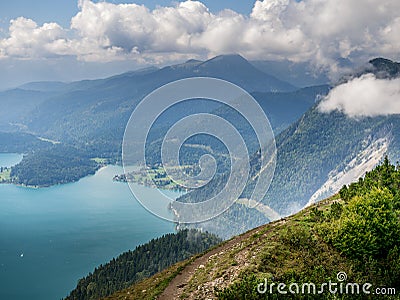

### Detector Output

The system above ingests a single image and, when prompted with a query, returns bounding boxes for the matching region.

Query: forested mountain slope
[65,229,221,300]
[178,58,400,238]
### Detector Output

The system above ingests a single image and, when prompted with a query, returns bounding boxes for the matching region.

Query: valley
[0,55,327,191]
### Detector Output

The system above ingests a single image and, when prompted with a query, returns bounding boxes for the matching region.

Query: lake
[0,153,23,168]
[0,153,178,300]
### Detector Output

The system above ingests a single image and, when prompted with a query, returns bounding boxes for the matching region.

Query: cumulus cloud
[68,0,214,62]
[0,0,399,74]
[0,17,67,59]
[318,74,400,117]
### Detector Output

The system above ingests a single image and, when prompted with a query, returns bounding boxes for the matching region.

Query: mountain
[100,160,400,299]
[4,56,398,204]
[253,57,400,212]
[337,57,400,85]
[18,81,69,92]
[24,54,295,139]
[369,57,400,78]
[251,85,329,133]
[251,59,330,87]
[190,54,296,92]
[0,88,56,131]
[0,55,295,152]
[151,84,330,169]
[0,131,50,153]
[177,57,400,238]
[176,107,394,238]
[251,57,400,88]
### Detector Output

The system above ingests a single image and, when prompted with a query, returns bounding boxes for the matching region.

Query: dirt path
[157,221,282,300]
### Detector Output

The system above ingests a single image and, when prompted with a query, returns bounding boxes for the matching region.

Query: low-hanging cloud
[0,0,400,76]
[318,74,400,117]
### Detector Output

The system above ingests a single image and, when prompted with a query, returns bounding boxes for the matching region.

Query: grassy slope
[103,257,197,300]
[104,192,399,299]
[102,196,332,299]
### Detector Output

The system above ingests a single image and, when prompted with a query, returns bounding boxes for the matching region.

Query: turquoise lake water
[0,153,23,168]
[0,153,178,299]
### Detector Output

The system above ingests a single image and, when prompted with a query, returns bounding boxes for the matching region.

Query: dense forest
[65,229,221,300]
[0,131,50,153]
[10,145,101,187]
[0,130,118,187]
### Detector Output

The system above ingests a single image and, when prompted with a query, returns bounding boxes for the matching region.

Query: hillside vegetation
[65,229,221,300]
[10,145,101,187]
[107,158,400,299]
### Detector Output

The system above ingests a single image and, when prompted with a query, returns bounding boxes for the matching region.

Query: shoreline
[113,176,190,193]
[0,163,109,189]
[113,165,197,193]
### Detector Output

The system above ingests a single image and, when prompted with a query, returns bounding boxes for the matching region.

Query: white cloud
[0,0,399,75]
[318,74,400,117]
[0,17,67,59]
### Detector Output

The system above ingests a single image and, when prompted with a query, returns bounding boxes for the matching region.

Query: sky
[0,0,256,30]
[0,0,399,90]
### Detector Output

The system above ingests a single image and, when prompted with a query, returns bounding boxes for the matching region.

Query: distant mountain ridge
[336,57,400,85]
[251,59,330,87]
[0,54,299,153]
[369,57,400,78]
[18,81,69,92]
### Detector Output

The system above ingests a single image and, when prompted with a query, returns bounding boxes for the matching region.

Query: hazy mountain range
[0,55,306,149]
